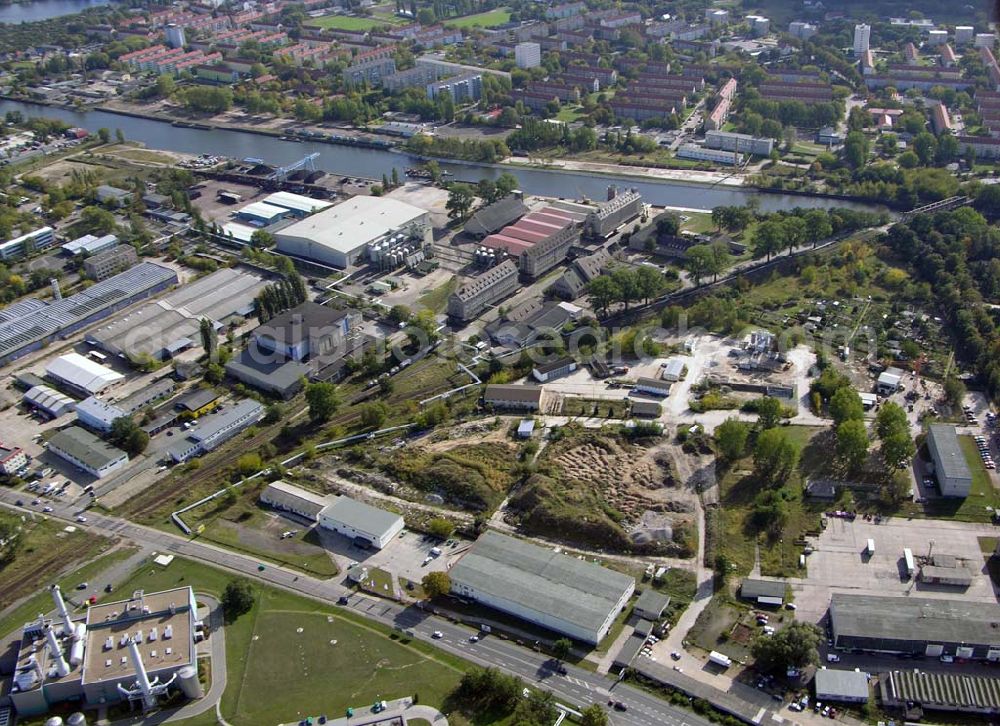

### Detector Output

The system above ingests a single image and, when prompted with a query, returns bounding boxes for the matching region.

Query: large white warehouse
[449,531,635,644]
[275,196,431,268]
[45,353,124,396]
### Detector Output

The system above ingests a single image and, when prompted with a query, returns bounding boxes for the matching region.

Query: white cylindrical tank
[177,665,204,699]
[45,717,64,726]
[70,636,85,667]
[75,622,87,642]
[67,713,87,726]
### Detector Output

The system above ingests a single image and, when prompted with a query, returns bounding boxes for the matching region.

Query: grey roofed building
[318,495,405,548]
[23,384,76,417]
[814,669,870,703]
[830,593,1000,659]
[257,301,353,343]
[880,670,1000,715]
[47,426,128,477]
[633,589,671,620]
[260,480,329,521]
[739,578,785,603]
[224,347,311,399]
[464,194,529,238]
[927,423,973,497]
[449,531,636,644]
[630,400,662,418]
[483,384,545,410]
[175,388,220,414]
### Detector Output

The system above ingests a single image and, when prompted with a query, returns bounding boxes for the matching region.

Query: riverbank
[503,156,745,187]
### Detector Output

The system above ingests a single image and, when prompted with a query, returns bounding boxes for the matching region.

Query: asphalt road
[0,491,711,726]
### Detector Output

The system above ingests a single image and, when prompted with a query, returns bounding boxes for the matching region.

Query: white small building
[23,384,76,418]
[319,495,405,549]
[46,352,124,396]
[0,442,27,475]
[48,426,128,478]
[661,358,686,382]
[635,377,672,397]
[927,29,948,46]
[876,367,903,395]
[260,480,329,521]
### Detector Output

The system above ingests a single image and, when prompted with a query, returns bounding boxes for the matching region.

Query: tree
[943,376,966,407]
[836,419,869,472]
[751,621,821,673]
[882,431,915,471]
[446,183,475,221]
[843,130,869,169]
[752,220,784,261]
[715,417,749,462]
[199,317,218,359]
[656,213,681,236]
[828,387,863,425]
[109,417,149,456]
[708,239,731,281]
[685,244,714,285]
[755,396,783,431]
[388,304,411,325]
[913,131,937,166]
[221,579,255,621]
[305,382,339,422]
[427,518,455,539]
[580,704,610,726]
[115,128,125,143]
[586,275,619,316]
[360,401,389,429]
[512,689,558,726]
[753,428,800,488]
[875,402,908,440]
[634,265,665,303]
[551,638,572,660]
[250,229,274,248]
[237,452,262,475]
[80,206,117,235]
[975,183,1000,218]
[421,570,451,598]
[97,127,110,143]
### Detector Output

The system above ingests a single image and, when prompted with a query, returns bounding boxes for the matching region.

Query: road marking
[753,708,766,724]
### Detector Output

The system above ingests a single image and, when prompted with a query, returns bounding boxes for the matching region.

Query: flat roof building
[276,196,431,269]
[48,426,128,478]
[450,531,635,644]
[168,399,264,463]
[260,480,329,521]
[224,348,311,400]
[0,442,27,475]
[815,669,870,703]
[633,589,671,620]
[318,495,405,549]
[46,353,124,396]
[235,201,289,226]
[252,301,358,362]
[174,388,221,417]
[262,191,333,217]
[661,358,686,382]
[634,377,672,397]
[86,267,268,362]
[83,244,138,281]
[631,399,662,418]
[927,424,972,497]
[876,366,904,394]
[0,262,178,367]
[739,578,785,606]
[830,593,1000,660]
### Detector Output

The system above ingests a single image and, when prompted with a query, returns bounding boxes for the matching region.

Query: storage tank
[177,665,204,699]
[67,713,87,726]
[70,634,85,666]
[45,718,64,726]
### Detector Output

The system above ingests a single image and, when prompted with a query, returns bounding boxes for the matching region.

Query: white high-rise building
[955,25,975,45]
[927,29,948,46]
[514,41,541,69]
[853,23,870,57]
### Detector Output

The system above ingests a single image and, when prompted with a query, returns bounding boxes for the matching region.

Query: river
[0,0,112,24]
[0,99,884,214]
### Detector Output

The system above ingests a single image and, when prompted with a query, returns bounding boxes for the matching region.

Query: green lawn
[444,8,512,28]
[305,13,399,30]
[555,105,585,123]
[417,275,457,314]
[109,556,468,725]
[921,436,1000,523]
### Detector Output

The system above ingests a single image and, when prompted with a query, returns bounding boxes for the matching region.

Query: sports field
[444,8,511,28]
[305,14,399,30]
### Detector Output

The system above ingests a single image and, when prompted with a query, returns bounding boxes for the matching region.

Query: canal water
[0,0,113,24]
[0,99,884,214]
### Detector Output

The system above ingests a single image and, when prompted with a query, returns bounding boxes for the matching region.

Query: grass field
[0,517,118,635]
[561,397,630,418]
[417,275,457,313]
[109,556,469,725]
[305,13,400,30]
[444,8,511,28]
[0,544,137,638]
[112,148,178,164]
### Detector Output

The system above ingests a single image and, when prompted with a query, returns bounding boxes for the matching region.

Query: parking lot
[789,516,999,625]
[317,525,464,586]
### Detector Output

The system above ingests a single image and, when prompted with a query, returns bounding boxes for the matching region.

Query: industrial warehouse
[829,594,1000,660]
[85,267,269,361]
[448,531,635,644]
[9,585,202,716]
[275,195,431,269]
[0,262,178,366]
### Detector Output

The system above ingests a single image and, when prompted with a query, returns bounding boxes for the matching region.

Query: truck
[866,539,875,556]
[903,548,915,577]
[708,651,732,668]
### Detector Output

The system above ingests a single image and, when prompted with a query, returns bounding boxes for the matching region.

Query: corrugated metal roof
[320,495,403,538]
[815,669,870,700]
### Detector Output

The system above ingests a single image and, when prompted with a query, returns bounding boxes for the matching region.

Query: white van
[866,539,875,556]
